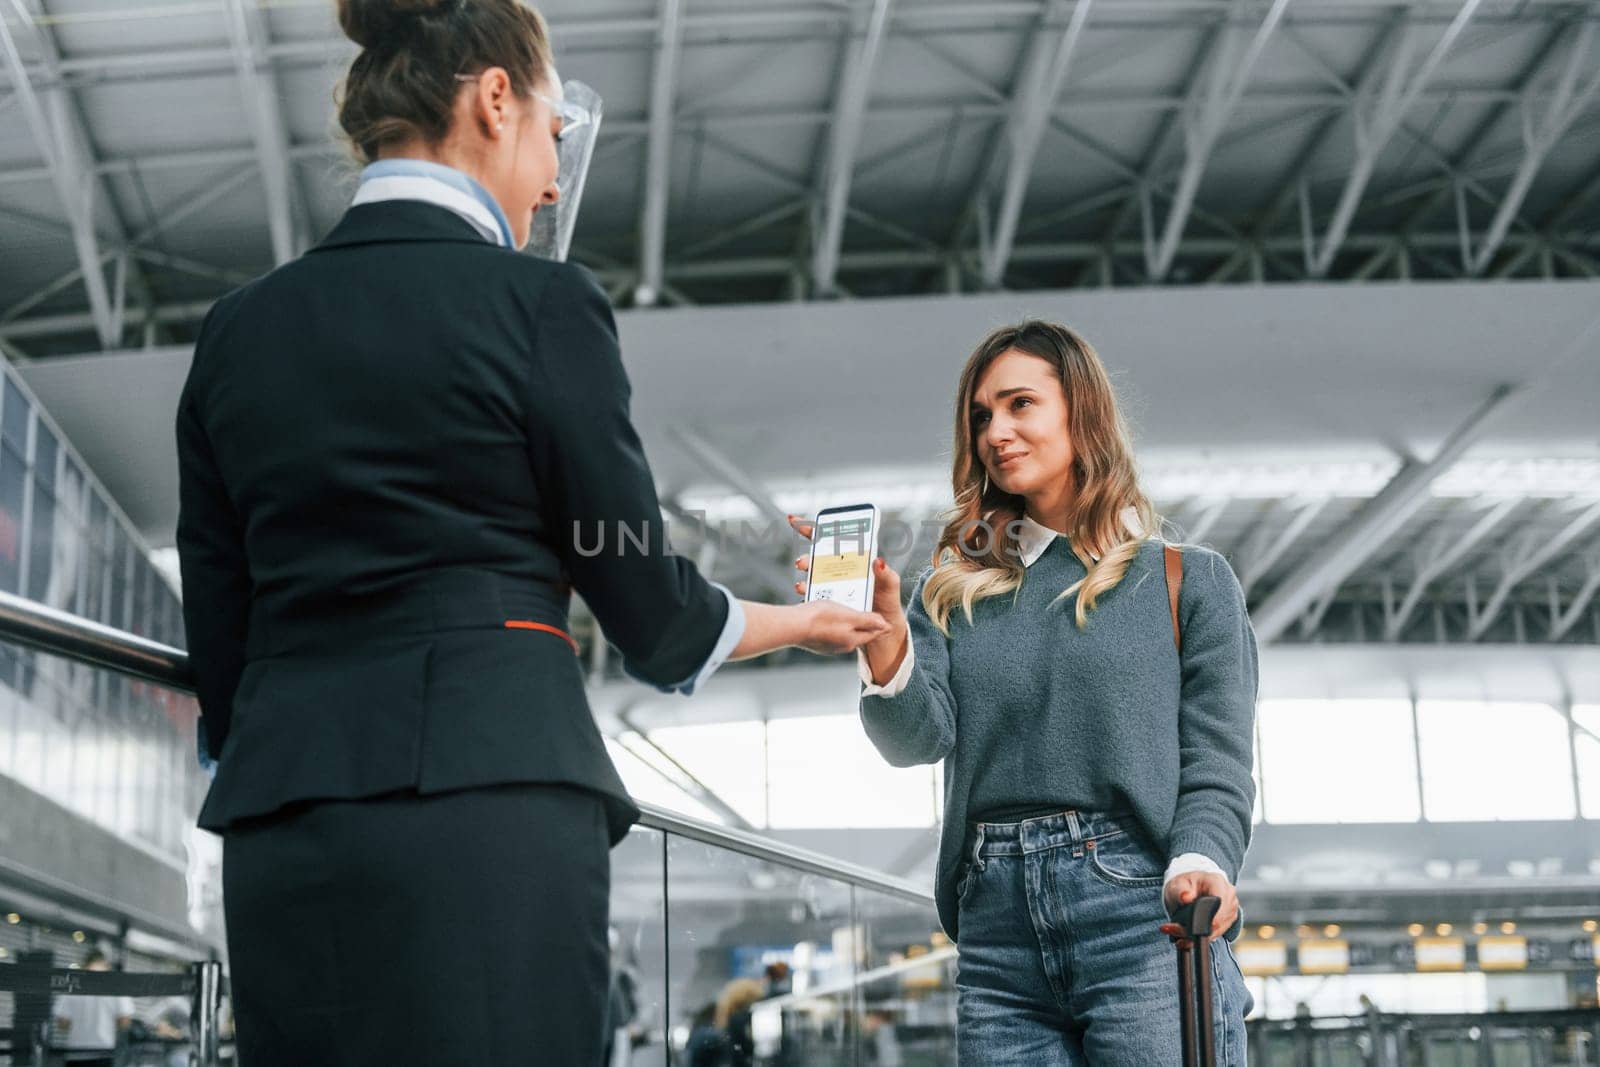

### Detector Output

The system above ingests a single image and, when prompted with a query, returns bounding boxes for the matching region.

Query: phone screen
[806,505,878,611]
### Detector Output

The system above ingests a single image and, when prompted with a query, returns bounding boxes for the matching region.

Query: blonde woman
[791,321,1258,1064]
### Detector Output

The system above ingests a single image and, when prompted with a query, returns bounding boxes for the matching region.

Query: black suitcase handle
[1167,895,1222,1067]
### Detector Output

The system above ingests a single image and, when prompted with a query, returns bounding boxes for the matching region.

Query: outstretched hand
[791,600,894,654]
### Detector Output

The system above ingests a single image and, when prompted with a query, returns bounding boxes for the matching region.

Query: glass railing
[0,589,955,1065]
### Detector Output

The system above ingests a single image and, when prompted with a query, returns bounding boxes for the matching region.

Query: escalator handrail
[0,589,936,905]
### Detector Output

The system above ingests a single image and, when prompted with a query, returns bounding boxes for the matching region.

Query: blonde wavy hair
[920,320,1160,636]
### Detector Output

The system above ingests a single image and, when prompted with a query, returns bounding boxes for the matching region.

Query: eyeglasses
[454,74,593,141]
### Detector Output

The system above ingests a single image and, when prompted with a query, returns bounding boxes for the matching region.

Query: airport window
[1246,972,1523,1020]
[0,370,198,864]
[1252,728,1263,824]
[83,493,109,624]
[32,420,55,488]
[131,553,152,638]
[603,737,723,824]
[0,440,24,597]
[1575,705,1600,819]
[647,720,769,825]
[25,440,55,603]
[614,716,944,830]
[55,459,89,618]
[0,378,26,453]
[0,668,12,778]
[1257,699,1421,823]
[108,526,130,631]
[1416,701,1577,821]
[765,715,940,829]
[86,690,120,828]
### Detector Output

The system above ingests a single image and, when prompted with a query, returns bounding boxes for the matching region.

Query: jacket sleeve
[173,313,252,763]
[524,263,732,691]
[858,566,957,767]
[1167,547,1259,884]
[649,582,745,696]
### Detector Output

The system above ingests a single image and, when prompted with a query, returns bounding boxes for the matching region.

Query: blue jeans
[954,808,1254,1065]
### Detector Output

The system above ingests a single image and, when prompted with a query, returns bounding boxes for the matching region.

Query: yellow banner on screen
[813,552,870,583]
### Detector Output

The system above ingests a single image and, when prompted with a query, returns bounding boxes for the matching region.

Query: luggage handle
[1170,895,1219,939]
[1167,895,1221,1067]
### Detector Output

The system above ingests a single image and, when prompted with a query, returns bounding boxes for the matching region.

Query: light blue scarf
[357,158,516,250]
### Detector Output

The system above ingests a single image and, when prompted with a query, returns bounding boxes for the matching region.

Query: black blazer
[175,200,729,844]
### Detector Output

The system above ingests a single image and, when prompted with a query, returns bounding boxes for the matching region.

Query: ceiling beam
[0,199,255,286]
[980,0,1095,289]
[1078,16,1227,286]
[1550,558,1600,642]
[0,165,257,326]
[0,91,1559,191]
[919,20,1173,279]
[1240,495,1327,597]
[1384,496,1518,640]
[696,128,940,257]
[222,0,304,265]
[658,496,794,603]
[633,0,684,308]
[1250,383,1518,642]
[0,0,170,351]
[1350,15,1576,281]
[1467,500,1600,641]
[1305,0,1485,277]
[1146,0,1291,283]
[8,229,1600,342]
[1466,21,1600,275]
[0,300,214,341]
[668,427,788,526]
[0,8,119,348]
[0,5,1588,108]
[811,0,896,297]
[1492,166,1600,279]
[1181,496,1231,547]
[673,198,808,262]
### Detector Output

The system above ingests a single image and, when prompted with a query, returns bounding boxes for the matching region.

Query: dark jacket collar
[308,199,497,254]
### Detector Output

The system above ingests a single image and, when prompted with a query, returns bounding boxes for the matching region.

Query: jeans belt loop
[970,823,987,872]
[1066,810,1085,857]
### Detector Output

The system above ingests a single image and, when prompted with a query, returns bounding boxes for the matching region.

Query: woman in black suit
[173,1,891,1062]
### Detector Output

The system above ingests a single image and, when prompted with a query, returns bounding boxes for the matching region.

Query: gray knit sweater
[859,536,1259,941]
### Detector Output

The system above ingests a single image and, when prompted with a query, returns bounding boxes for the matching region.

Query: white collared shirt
[857,504,1229,889]
[351,174,505,246]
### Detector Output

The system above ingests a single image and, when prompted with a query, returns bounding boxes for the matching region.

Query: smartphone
[804,503,880,611]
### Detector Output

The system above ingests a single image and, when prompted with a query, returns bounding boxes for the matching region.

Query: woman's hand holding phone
[787,515,909,677]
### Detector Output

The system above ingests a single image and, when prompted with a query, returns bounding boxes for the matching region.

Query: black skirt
[220,783,612,1066]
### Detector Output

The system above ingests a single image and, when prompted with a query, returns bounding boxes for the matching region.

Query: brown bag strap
[1164,543,1182,653]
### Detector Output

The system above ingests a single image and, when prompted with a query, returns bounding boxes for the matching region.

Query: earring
[496,122,505,132]
[980,472,989,496]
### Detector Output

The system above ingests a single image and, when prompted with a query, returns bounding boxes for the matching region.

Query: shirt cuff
[197,722,218,774]
[652,582,744,696]
[858,638,914,697]
[1163,851,1228,888]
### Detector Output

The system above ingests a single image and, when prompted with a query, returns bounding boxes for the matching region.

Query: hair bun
[337,0,455,50]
